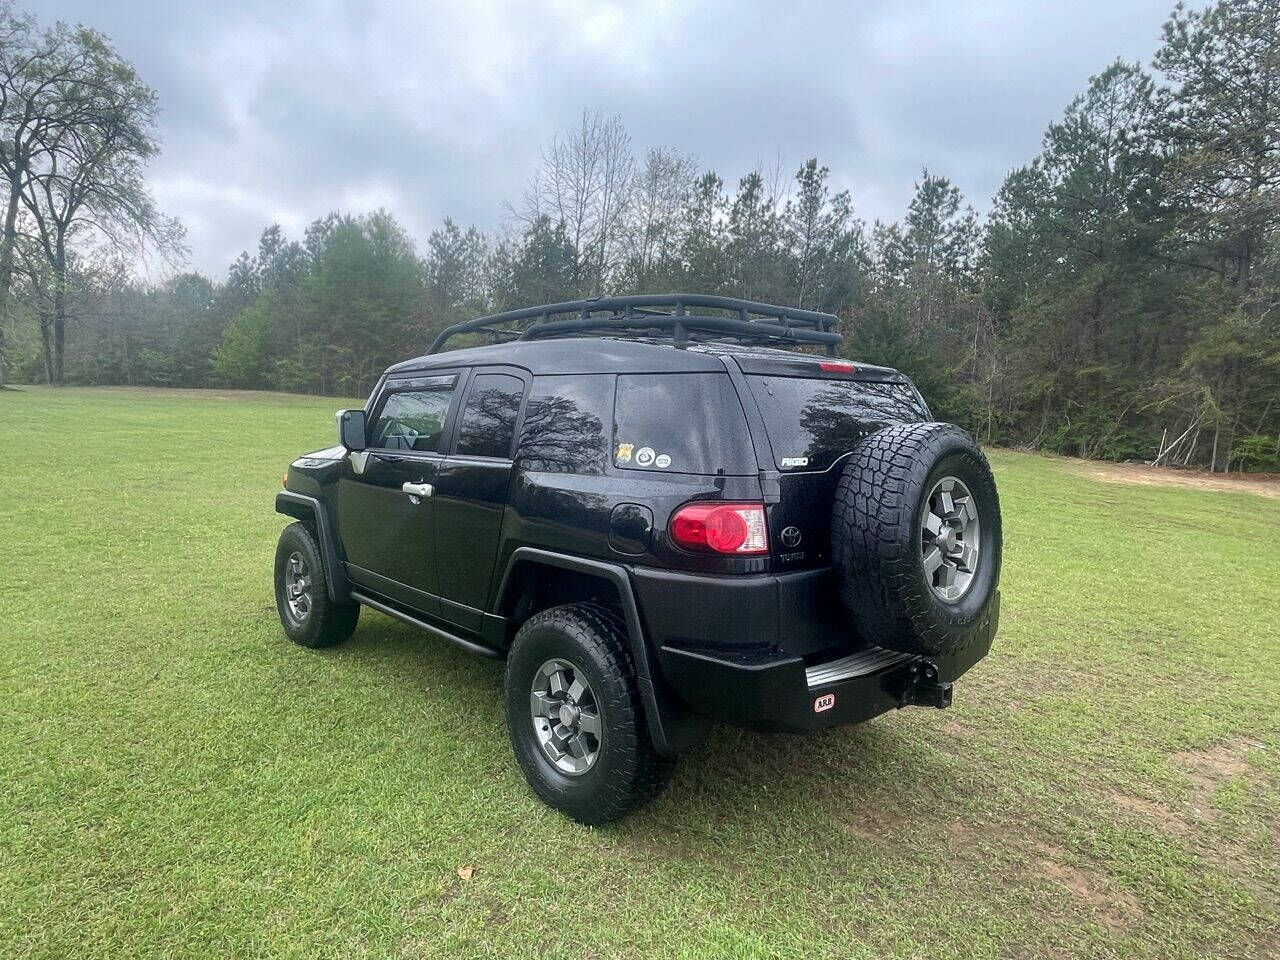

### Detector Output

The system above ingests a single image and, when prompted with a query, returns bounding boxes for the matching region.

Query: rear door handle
[401,482,434,500]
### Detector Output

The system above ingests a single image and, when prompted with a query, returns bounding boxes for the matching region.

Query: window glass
[372,386,454,452]
[516,374,613,474]
[745,376,928,471]
[613,374,754,475]
[455,373,525,459]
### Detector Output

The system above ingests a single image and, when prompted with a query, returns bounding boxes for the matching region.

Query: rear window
[613,374,754,475]
[516,375,612,474]
[746,376,928,472]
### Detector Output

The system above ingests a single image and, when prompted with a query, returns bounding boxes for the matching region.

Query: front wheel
[273,521,360,648]
[504,602,675,824]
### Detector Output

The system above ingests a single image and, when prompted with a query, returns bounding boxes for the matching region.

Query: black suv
[273,295,1001,823]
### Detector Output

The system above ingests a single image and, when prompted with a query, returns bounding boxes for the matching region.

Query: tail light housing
[669,502,769,555]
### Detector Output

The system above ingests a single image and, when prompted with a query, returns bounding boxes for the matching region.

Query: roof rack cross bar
[511,312,841,349]
[427,294,841,355]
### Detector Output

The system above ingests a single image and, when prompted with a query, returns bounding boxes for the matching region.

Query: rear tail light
[669,502,769,555]
[819,360,856,374]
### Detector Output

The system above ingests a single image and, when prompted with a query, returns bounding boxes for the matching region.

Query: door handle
[401,481,434,500]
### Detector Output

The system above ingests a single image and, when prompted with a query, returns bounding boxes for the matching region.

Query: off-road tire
[273,521,360,648]
[505,602,676,825]
[830,422,1001,657]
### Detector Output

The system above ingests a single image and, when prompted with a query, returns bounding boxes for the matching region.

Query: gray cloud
[40,0,1176,277]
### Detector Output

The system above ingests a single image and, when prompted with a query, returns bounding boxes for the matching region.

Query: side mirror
[336,408,367,451]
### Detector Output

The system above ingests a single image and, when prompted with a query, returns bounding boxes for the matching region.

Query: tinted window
[372,381,455,452]
[746,376,928,471]
[613,373,754,475]
[455,373,525,459]
[516,374,613,474]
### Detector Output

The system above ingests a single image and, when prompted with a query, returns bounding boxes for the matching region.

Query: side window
[516,374,613,474]
[613,373,754,475]
[371,379,456,452]
[455,373,525,459]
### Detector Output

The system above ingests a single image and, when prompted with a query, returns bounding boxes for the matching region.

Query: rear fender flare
[494,547,710,756]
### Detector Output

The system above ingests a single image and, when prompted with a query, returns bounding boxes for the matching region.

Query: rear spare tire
[830,422,1001,657]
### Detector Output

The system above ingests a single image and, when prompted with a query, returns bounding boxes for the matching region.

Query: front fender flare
[275,491,351,602]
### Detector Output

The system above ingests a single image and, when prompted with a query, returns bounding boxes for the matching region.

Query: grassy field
[1,386,1277,960]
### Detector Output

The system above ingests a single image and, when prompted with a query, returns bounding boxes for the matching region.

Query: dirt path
[1056,456,1280,501]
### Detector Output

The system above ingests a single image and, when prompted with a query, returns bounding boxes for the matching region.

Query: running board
[350,590,505,659]
[805,646,913,688]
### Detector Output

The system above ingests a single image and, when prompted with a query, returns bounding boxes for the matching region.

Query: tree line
[1,0,1277,471]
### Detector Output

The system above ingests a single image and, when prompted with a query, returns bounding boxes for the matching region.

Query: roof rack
[427,294,842,356]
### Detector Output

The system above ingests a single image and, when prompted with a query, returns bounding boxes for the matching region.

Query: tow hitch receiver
[890,660,954,709]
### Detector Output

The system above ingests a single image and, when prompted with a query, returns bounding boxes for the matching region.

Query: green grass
[1,386,1277,960]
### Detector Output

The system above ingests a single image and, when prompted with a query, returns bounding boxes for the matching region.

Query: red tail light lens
[669,502,769,555]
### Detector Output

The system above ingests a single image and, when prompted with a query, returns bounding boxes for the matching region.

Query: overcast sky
[41,0,1177,278]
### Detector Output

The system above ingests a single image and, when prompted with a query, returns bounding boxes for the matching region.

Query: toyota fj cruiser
[273,295,1001,824]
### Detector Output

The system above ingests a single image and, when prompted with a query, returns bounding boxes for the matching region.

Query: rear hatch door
[730,354,930,574]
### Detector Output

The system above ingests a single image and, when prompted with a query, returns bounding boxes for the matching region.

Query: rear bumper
[653,592,998,733]
[631,564,855,659]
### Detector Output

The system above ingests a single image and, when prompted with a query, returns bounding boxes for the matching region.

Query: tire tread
[274,521,360,649]
[830,423,1001,656]
[506,601,675,824]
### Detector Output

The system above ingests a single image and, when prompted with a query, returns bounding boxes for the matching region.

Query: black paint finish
[433,456,514,631]
[338,452,444,614]
[607,503,653,556]
[279,332,994,754]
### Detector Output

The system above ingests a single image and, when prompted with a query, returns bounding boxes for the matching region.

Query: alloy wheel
[284,551,313,623]
[529,658,602,775]
[920,476,981,602]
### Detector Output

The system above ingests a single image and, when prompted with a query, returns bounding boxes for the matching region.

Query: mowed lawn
[1,386,1276,960]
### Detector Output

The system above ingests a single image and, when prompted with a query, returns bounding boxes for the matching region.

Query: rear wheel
[830,422,1001,657]
[504,602,675,824]
[273,521,360,648]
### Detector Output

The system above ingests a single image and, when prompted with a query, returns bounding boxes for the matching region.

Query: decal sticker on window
[654,454,671,469]
[635,446,656,467]
[615,442,634,463]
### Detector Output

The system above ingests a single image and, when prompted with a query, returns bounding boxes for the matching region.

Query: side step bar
[350,590,504,659]
[805,646,913,688]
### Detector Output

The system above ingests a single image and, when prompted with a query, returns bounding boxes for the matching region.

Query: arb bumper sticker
[813,693,836,713]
